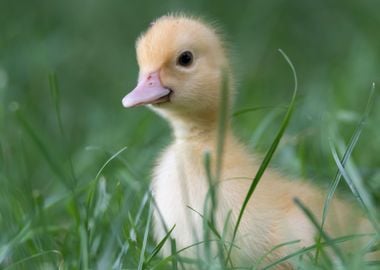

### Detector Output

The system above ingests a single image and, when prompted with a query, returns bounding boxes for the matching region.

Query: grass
[3,53,379,270]
[1,1,380,269]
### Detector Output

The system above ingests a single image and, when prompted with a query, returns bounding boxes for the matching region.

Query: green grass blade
[225,49,299,264]
[203,147,236,267]
[330,141,380,232]
[94,146,128,183]
[85,146,141,180]
[188,204,236,268]
[170,238,178,270]
[316,82,377,262]
[202,151,222,263]
[203,151,215,215]
[4,250,63,270]
[152,239,230,270]
[79,223,89,270]
[251,239,301,269]
[150,194,180,269]
[329,141,364,204]
[293,198,345,264]
[49,73,77,188]
[145,225,176,266]
[207,71,230,267]
[261,233,371,270]
[86,146,128,216]
[187,205,221,239]
[0,221,32,264]
[216,71,229,181]
[138,200,153,270]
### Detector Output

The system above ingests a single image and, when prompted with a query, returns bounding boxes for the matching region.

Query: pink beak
[122,71,171,108]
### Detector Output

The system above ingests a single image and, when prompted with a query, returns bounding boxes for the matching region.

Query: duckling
[122,14,373,269]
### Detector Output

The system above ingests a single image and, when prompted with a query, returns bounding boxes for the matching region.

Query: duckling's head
[122,15,234,128]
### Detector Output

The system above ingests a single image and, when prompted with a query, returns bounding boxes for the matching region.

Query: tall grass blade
[85,146,140,179]
[87,146,128,216]
[215,71,229,181]
[188,203,236,268]
[170,238,178,270]
[79,223,89,270]
[197,71,230,267]
[0,222,31,264]
[150,195,180,269]
[202,151,223,264]
[145,225,176,265]
[138,200,153,270]
[293,198,345,264]
[225,49,299,264]
[187,205,221,240]
[316,82,377,261]
[330,141,380,232]
[3,250,63,270]
[49,73,77,188]
[261,233,370,270]
[252,239,301,269]
[152,239,229,270]
[330,141,363,204]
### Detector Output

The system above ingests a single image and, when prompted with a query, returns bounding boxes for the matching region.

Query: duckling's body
[122,14,373,269]
[152,129,350,267]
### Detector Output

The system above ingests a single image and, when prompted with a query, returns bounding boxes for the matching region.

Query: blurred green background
[1,0,379,269]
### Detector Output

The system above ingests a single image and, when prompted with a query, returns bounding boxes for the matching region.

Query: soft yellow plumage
[122,14,374,269]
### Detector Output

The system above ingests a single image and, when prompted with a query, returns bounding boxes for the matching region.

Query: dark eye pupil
[178,51,193,67]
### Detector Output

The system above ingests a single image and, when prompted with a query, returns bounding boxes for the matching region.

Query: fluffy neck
[167,112,241,181]
[173,118,215,141]
[166,111,232,146]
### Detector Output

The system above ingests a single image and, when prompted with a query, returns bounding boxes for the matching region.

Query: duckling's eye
[177,51,193,67]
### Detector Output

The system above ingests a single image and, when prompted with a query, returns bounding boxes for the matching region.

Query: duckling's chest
[151,143,210,246]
